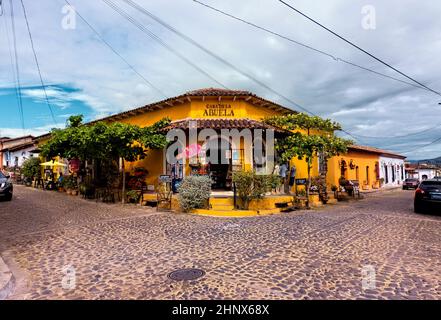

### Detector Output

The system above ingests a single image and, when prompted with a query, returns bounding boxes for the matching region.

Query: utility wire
[121,0,311,114]
[192,0,428,93]
[20,0,57,125]
[192,0,441,144]
[118,0,362,143]
[349,122,441,140]
[101,0,228,89]
[399,136,441,154]
[63,0,167,99]
[278,0,441,97]
[1,4,22,128]
[194,0,441,143]
[9,0,25,131]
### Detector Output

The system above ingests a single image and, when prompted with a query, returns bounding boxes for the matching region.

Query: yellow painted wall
[327,151,380,190]
[117,96,313,187]
[38,95,383,194]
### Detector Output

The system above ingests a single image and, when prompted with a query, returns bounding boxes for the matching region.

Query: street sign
[159,175,172,183]
[295,178,308,185]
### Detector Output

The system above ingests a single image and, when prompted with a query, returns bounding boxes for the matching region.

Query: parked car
[403,178,419,190]
[0,171,13,201]
[414,179,441,213]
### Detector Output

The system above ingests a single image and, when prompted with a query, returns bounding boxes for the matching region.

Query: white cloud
[0,0,441,158]
[0,123,65,138]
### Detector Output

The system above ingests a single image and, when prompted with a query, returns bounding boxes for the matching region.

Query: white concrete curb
[0,256,15,300]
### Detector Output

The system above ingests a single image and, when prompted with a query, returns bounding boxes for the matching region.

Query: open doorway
[205,136,232,190]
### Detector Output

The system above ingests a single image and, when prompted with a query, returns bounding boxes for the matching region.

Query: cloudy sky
[1,0,440,159]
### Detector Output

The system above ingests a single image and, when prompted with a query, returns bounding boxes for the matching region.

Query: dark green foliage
[21,157,41,179]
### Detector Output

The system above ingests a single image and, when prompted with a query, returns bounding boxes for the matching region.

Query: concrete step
[210,204,235,211]
[209,197,234,206]
[192,208,281,217]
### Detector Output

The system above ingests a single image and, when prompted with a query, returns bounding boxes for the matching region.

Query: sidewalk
[360,185,402,195]
[0,255,14,300]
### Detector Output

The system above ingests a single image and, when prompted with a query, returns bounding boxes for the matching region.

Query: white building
[1,141,38,168]
[379,155,406,187]
[406,165,440,181]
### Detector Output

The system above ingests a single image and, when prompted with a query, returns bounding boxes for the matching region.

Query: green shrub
[62,175,77,190]
[267,174,282,190]
[232,171,280,209]
[21,157,41,179]
[126,190,141,203]
[177,175,212,212]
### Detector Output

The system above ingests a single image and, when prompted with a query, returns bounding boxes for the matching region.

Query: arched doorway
[204,136,232,190]
[340,160,348,178]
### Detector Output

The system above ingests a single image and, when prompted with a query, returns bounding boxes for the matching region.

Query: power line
[190,0,441,144]
[348,122,441,140]
[193,0,439,144]
[117,0,362,143]
[119,0,313,115]
[1,4,22,128]
[9,0,25,131]
[20,0,57,126]
[192,0,429,94]
[101,0,228,89]
[278,0,441,98]
[399,136,441,154]
[62,0,168,99]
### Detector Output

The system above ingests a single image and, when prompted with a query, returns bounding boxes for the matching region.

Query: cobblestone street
[1,185,440,300]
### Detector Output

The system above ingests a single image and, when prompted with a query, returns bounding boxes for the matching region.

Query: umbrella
[40,161,67,167]
[176,144,203,160]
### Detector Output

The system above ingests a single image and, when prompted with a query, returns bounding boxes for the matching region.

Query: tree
[264,113,353,208]
[40,115,171,203]
[21,157,41,180]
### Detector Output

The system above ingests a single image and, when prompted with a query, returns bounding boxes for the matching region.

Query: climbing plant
[264,113,353,208]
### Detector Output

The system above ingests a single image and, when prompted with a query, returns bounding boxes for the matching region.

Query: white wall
[379,156,405,186]
[2,147,37,168]
[414,169,437,181]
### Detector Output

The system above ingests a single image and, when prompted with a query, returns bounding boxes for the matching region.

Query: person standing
[288,164,297,194]
[279,163,288,194]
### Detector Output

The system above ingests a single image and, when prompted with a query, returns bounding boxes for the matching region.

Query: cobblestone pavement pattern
[1,185,440,299]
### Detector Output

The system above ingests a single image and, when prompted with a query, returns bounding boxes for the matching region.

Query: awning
[40,161,67,167]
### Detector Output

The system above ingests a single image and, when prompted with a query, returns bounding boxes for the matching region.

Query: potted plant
[338,176,347,187]
[21,157,41,187]
[362,181,370,190]
[126,190,141,204]
[379,177,385,187]
[63,175,77,195]
[79,182,95,198]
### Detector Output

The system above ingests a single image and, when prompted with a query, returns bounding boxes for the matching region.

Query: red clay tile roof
[185,88,252,96]
[165,118,286,132]
[89,88,295,124]
[348,145,406,159]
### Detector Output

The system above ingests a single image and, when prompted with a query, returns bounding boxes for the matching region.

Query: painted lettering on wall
[203,103,235,117]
